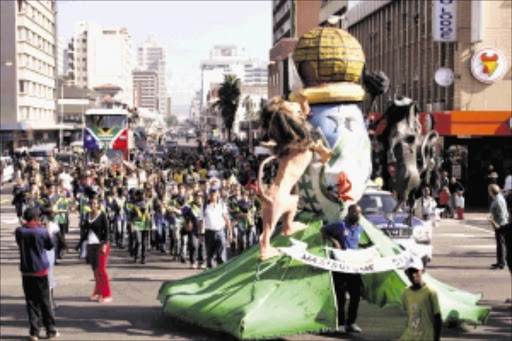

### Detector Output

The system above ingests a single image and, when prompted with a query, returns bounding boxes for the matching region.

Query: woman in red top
[439,186,450,218]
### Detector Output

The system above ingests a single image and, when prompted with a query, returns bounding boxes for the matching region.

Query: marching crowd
[12,141,268,269]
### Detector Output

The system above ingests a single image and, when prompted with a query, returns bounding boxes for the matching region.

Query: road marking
[455,244,495,249]
[1,218,19,224]
[437,233,476,238]
[463,224,494,235]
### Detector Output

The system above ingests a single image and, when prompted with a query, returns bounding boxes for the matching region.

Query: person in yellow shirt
[173,168,183,185]
[198,162,209,181]
[401,258,441,341]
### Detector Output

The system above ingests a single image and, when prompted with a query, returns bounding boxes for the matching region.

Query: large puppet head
[293,27,365,92]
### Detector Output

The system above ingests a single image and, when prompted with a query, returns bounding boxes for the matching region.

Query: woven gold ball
[293,27,365,83]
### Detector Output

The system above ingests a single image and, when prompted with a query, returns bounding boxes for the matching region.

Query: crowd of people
[11,141,272,271]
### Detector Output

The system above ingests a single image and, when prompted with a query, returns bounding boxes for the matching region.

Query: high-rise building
[132,69,158,111]
[268,0,323,98]
[200,45,267,110]
[67,21,133,105]
[57,36,64,76]
[345,0,511,206]
[137,34,168,115]
[1,0,60,150]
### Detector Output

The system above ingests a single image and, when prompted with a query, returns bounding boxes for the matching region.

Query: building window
[19,80,25,93]
[17,0,25,12]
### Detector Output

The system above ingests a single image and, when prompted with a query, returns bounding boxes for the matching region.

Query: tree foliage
[214,74,241,141]
[166,114,179,127]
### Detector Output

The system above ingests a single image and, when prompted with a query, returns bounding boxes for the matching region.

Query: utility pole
[59,81,64,151]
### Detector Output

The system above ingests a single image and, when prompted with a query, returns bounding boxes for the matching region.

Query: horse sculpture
[380,97,439,225]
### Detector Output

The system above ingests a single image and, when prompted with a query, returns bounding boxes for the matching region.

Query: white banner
[277,239,417,274]
[433,0,458,42]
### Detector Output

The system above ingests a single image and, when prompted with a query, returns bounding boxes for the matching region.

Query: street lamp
[2,60,13,67]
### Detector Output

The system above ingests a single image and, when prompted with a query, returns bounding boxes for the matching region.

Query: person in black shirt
[79,195,112,303]
[12,177,28,223]
[448,177,464,218]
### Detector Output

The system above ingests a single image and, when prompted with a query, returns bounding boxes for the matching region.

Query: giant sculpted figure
[291,28,373,223]
[258,28,374,259]
[258,98,333,260]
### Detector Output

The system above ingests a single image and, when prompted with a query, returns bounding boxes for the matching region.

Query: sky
[57,0,272,116]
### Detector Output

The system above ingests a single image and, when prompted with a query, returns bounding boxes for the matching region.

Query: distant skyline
[57,0,272,114]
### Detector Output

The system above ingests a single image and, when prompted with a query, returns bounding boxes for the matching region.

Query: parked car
[1,156,15,184]
[358,186,433,265]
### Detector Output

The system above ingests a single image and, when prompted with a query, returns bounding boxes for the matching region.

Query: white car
[1,156,15,184]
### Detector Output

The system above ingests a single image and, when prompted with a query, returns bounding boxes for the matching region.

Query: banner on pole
[433,0,458,42]
[278,239,419,274]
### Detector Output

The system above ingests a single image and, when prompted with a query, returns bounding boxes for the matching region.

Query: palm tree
[214,74,241,141]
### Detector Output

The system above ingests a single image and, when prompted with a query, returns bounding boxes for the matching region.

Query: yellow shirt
[173,172,183,185]
[198,169,208,181]
[401,285,440,341]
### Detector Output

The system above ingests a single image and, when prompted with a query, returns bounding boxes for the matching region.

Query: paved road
[1,183,510,340]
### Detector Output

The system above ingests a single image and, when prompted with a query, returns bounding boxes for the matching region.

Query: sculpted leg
[259,203,282,260]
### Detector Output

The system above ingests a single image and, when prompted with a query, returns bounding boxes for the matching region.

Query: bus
[83,108,130,167]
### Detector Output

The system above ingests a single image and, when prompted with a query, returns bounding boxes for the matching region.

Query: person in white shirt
[99,152,110,170]
[58,168,73,191]
[198,187,232,268]
[126,170,139,191]
[416,187,437,221]
[504,169,512,193]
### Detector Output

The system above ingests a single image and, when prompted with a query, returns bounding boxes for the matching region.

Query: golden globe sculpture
[292,27,365,84]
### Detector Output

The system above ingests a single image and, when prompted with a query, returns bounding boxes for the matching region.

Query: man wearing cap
[401,257,441,341]
[15,207,59,341]
[321,204,365,333]
[199,186,233,268]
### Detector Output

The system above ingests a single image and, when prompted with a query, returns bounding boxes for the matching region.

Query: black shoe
[490,263,505,269]
[141,259,145,264]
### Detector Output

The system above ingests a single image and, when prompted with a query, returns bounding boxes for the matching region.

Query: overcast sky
[57,0,272,113]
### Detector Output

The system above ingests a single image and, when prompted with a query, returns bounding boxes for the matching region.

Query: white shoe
[337,325,346,333]
[346,323,362,333]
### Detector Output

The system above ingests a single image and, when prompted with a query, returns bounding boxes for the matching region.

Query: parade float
[158,27,490,339]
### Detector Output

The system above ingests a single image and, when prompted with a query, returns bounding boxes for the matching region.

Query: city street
[1,183,510,340]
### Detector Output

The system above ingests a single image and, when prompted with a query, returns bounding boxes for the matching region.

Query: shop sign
[471,47,508,84]
[433,0,458,42]
[0,133,14,141]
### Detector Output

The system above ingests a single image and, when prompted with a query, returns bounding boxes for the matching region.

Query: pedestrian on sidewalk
[15,207,59,341]
[488,184,509,270]
[448,177,464,219]
[78,194,112,303]
[439,186,450,219]
[454,190,465,220]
